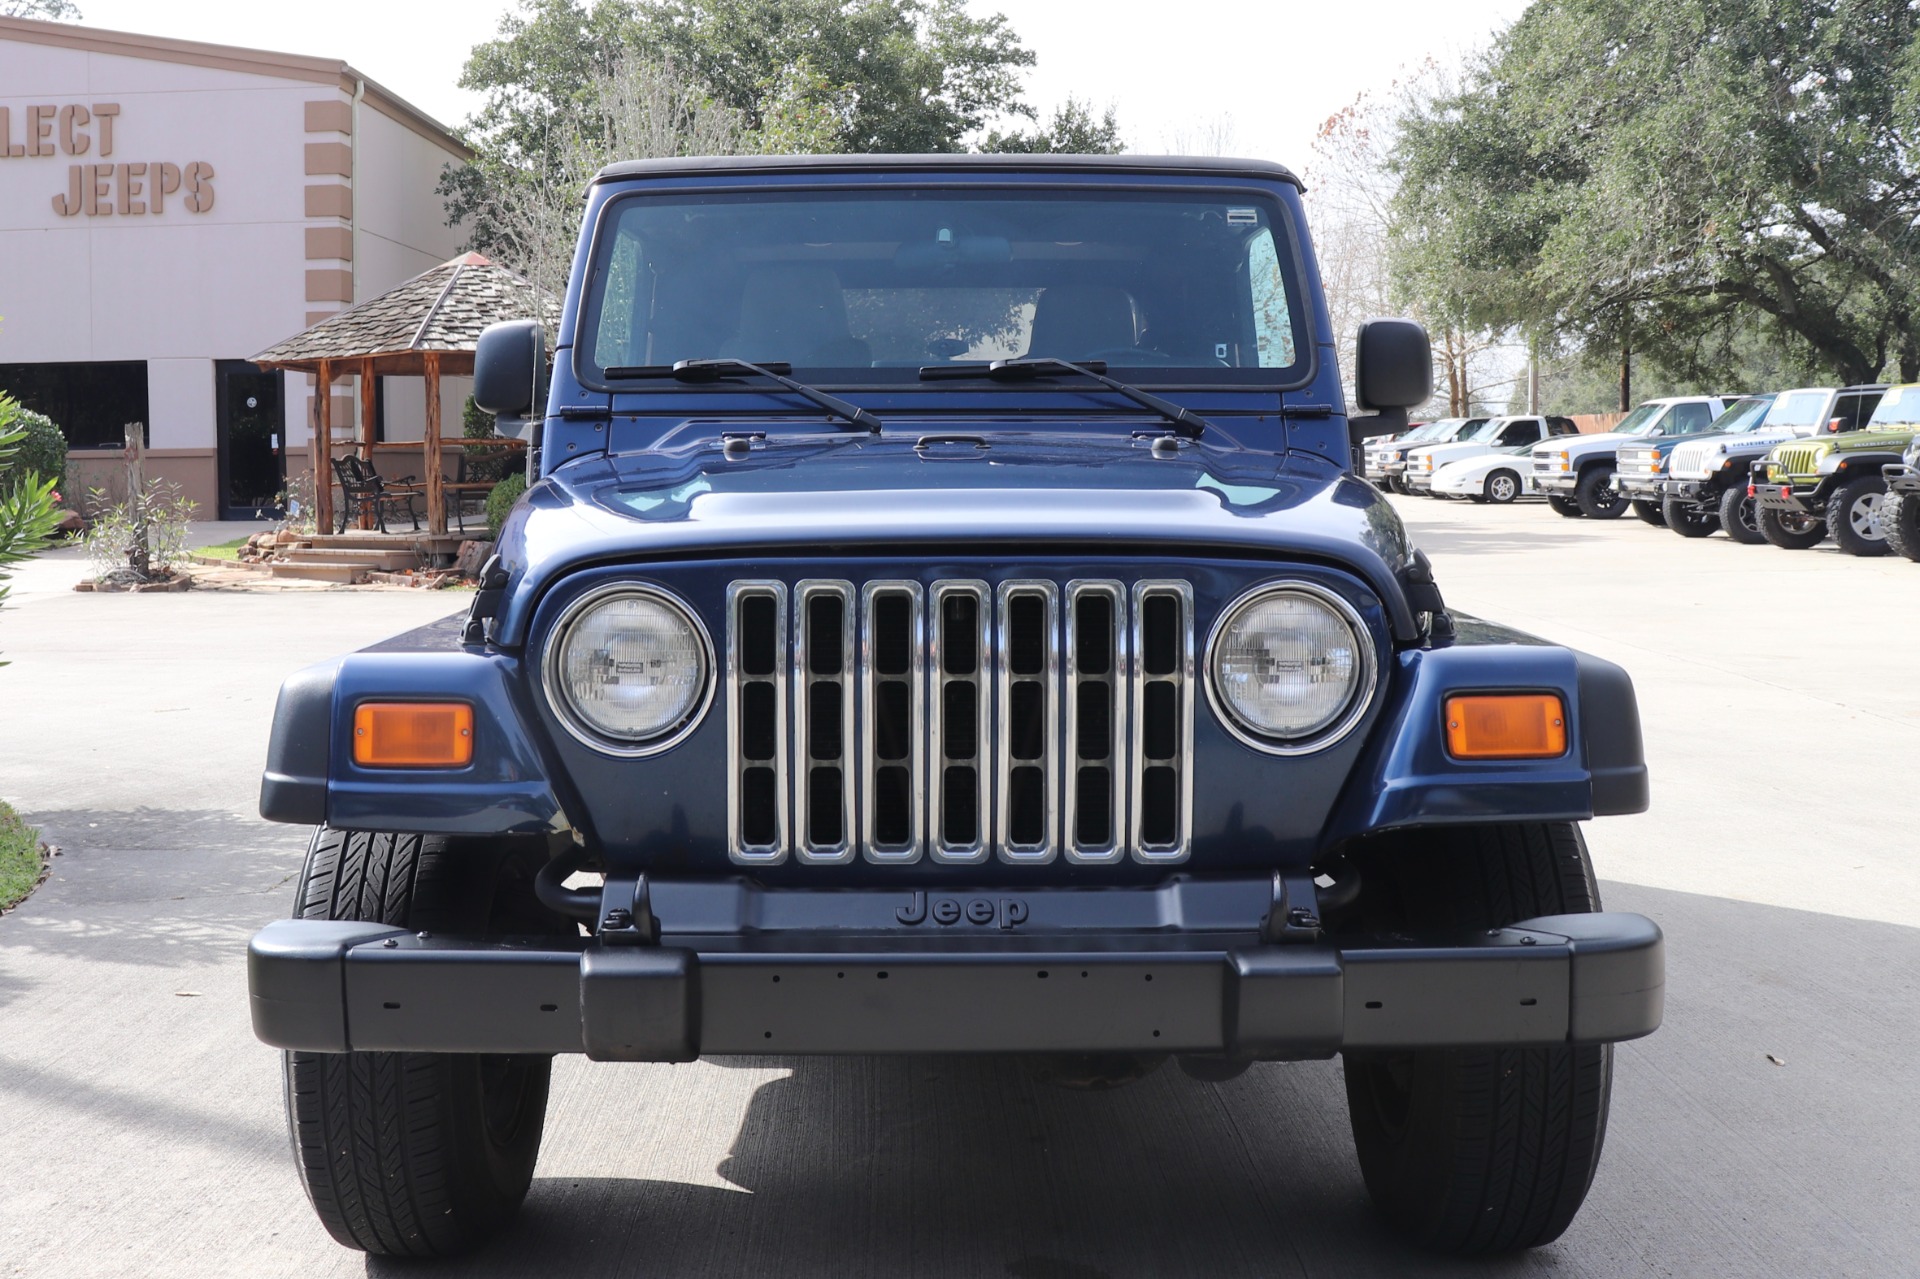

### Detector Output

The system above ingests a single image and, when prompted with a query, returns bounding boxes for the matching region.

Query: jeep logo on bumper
[895,891,1027,930]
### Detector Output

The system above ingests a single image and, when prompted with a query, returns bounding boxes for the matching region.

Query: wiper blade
[918,357,1210,440]
[606,358,883,434]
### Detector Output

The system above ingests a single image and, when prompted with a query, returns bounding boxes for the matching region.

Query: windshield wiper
[918,358,1211,440]
[605,358,883,434]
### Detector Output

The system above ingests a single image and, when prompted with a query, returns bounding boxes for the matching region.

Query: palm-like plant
[0,395,63,665]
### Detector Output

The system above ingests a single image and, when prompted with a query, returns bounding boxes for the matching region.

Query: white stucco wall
[0,21,466,510]
[0,46,313,367]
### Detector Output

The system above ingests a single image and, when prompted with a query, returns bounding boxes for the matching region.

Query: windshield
[1867,385,1920,427]
[1457,419,1501,440]
[1712,396,1775,434]
[581,188,1308,387]
[1765,390,1832,428]
[1612,404,1664,436]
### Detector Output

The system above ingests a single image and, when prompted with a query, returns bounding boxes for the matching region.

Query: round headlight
[1207,584,1375,752]
[545,585,712,753]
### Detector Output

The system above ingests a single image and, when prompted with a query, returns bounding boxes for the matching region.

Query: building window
[0,362,149,450]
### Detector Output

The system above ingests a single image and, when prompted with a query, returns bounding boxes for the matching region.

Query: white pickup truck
[1404,415,1577,494]
[1365,417,1486,492]
[1531,396,1733,519]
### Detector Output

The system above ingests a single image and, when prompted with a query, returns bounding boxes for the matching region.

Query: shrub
[81,479,197,583]
[462,396,514,485]
[0,398,66,492]
[486,471,527,540]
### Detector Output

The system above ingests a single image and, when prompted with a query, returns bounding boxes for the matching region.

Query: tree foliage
[1309,80,1523,417]
[0,0,82,20]
[979,97,1123,154]
[1391,0,1920,391]
[445,0,1037,260]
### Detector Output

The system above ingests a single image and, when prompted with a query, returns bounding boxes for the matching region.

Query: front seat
[720,265,871,367]
[1025,286,1138,360]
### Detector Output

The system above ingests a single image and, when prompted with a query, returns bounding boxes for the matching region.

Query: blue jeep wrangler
[248,155,1662,1258]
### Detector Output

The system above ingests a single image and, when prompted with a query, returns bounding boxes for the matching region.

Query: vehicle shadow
[0,807,302,968]
[371,1054,1545,1279]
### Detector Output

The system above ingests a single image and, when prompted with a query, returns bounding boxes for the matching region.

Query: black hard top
[592,153,1304,190]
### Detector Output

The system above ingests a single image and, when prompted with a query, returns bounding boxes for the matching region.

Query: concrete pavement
[0,500,1916,1277]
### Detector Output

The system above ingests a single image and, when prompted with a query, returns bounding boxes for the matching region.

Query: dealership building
[0,15,470,517]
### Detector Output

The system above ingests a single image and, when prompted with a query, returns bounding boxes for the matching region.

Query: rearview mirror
[1354,318,1433,413]
[1349,318,1432,451]
[473,320,546,439]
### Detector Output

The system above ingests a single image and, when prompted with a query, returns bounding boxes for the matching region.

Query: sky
[68,0,1531,167]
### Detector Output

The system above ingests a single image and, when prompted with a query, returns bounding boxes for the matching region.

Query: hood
[1537,431,1634,455]
[489,427,1426,645]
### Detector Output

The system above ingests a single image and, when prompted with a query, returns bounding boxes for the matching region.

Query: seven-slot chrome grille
[1770,443,1826,478]
[726,577,1192,866]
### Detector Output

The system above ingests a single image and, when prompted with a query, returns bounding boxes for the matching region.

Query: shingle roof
[252,253,553,367]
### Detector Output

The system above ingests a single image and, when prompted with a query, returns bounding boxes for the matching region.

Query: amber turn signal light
[353,702,474,768]
[1445,694,1567,760]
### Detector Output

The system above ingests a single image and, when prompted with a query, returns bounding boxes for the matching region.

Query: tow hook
[596,872,658,945]
[1264,871,1323,943]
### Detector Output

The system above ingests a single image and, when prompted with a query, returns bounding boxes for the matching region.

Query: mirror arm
[1348,407,1409,449]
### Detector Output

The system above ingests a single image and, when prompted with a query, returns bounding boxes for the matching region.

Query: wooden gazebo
[252,253,550,536]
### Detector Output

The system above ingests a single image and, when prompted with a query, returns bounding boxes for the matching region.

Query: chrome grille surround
[995,580,1061,863]
[928,580,991,864]
[860,581,926,864]
[725,581,788,865]
[792,580,855,864]
[723,576,1201,866]
[1064,579,1128,865]
[1130,580,1195,863]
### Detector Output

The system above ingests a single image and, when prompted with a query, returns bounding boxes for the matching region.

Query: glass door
[215,360,285,520]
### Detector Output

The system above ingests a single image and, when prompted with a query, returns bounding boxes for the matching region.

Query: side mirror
[1350,318,1433,449]
[473,320,546,440]
[1826,417,1844,433]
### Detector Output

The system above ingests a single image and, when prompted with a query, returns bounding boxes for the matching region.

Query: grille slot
[727,582,788,864]
[1131,581,1193,862]
[1065,581,1126,863]
[929,581,990,863]
[793,581,854,863]
[996,581,1059,862]
[861,582,924,862]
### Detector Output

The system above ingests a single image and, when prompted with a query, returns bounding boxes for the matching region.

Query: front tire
[1826,476,1889,557]
[1575,466,1628,519]
[1629,499,1666,526]
[1883,490,1920,562]
[283,829,565,1257]
[1484,470,1522,505]
[1661,493,1717,537]
[1341,823,1612,1254]
[1757,503,1827,550]
[1718,485,1765,543]
[1545,494,1584,518]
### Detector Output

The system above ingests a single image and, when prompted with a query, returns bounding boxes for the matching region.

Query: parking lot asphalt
[1,503,1916,1278]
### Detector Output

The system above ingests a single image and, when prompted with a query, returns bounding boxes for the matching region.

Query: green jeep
[1752,384,1920,554]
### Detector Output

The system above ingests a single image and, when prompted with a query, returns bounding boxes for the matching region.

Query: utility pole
[1528,338,1541,415]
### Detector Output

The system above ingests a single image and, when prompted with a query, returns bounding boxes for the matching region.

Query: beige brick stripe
[304,96,353,307]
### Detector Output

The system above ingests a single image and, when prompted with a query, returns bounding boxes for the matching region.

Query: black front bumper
[249,879,1663,1061]
[1753,481,1822,514]
[1660,478,1719,503]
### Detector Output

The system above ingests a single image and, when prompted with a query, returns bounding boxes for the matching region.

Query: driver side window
[1246,229,1298,369]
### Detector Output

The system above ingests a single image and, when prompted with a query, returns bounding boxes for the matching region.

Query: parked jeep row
[1375,381,1920,559]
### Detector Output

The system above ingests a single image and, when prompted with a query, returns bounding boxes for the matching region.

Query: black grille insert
[728,583,786,862]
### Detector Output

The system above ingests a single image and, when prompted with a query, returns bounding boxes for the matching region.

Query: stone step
[308,532,468,553]
[269,562,366,584]
[279,547,425,571]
